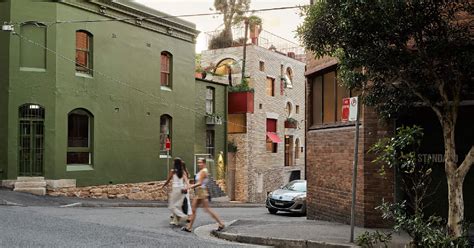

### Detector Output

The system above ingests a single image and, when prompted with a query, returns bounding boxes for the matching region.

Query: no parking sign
[342,97,358,122]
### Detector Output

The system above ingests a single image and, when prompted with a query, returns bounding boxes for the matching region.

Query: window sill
[308,122,358,130]
[20,67,46,72]
[66,164,94,172]
[75,72,93,78]
[160,86,172,91]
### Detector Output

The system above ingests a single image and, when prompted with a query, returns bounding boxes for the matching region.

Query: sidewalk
[212,219,411,248]
[0,188,262,208]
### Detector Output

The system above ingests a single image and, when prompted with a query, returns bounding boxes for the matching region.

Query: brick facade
[202,45,306,203]
[305,56,394,227]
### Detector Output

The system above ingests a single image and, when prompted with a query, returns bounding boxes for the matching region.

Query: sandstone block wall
[47,181,169,201]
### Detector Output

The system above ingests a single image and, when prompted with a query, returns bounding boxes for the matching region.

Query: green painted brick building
[0,0,227,186]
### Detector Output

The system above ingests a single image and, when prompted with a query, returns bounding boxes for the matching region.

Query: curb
[211,221,358,248]
[0,199,24,207]
[72,202,262,208]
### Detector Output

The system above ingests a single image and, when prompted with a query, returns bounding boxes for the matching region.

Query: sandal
[181,226,192,233]
[216,224,225,231]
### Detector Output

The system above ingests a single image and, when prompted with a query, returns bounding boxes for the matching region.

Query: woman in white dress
[162,158,188,225]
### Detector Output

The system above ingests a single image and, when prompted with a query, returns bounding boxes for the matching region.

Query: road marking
[59,202,82,208]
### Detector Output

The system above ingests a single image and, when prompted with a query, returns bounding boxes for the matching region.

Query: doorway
[284,135,294,166]
[18,104,45,176]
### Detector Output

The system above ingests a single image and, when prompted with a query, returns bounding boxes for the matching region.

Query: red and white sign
[341,98,350,122]
[165,138,171,151]
[342,97,358,122]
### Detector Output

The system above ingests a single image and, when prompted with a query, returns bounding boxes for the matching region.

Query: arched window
[214,58,240,75]
[67,109,93,165]
[76,30,93,74]
[18,104,45,176]
[285,67,293,88]
[286,102,292,117]
[295,138,300,159]
[160,115,172,157]
[161,52,172,87]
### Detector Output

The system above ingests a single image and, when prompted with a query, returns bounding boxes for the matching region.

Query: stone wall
[202,45,306,203]
[47,181,169,201]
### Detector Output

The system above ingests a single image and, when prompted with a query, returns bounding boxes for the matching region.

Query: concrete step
[14,181,47,188]
[13,187,46,196]
[16,177,45,182]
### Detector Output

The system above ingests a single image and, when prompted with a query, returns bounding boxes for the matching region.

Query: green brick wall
[1,0,222,186]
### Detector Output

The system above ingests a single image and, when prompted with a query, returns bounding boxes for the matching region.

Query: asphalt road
[0,206,306,248]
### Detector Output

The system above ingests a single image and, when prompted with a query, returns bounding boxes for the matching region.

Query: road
[0,206,305,248]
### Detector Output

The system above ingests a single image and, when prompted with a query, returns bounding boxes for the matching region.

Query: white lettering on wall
[418,154,459,164]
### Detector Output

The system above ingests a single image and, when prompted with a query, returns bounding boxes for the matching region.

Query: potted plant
[195,66,207,79]
[206,112,223,125]
[285,117,298,128]
[227,140,238,153]
[228,78,255,114]
[248,15,262,41]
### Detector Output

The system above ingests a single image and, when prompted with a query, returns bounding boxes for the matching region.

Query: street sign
[348,97,358,122]
[342,98,350,122]
[165,138,171,151]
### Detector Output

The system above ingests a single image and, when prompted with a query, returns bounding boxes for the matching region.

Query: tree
[298,1,474,237]
[213,0,250,41]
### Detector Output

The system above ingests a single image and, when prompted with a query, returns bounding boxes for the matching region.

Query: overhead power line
[13,5,307,26]
[12,32,301,133]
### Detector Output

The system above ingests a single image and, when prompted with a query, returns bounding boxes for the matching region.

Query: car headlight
[267,192,273,198]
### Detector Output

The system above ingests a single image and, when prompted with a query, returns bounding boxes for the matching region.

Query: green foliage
[370,125,437,214]
[377,201,470,248]
[285,117,298,125]
[213,0,250,41]
[228,78,254,92]
[234,15,262,30]
[356,230,392,248]
[297,1,473,119]
[227,140,238,153]
[369,126,424,176]
[209,30,233,49]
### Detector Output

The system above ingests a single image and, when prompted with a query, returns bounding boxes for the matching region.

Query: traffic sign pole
[349,97,360,243]
[165,138,171,172]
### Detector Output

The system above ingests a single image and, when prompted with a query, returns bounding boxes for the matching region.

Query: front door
[284,135,293,166]
[18,104,45,176]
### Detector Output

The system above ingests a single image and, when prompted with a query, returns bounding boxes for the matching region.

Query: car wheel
[268,208,278,214]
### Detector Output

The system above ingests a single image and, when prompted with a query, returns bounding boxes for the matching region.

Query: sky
[134,0,309,52]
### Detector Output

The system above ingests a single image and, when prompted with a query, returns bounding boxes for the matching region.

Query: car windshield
[282,181,306,192]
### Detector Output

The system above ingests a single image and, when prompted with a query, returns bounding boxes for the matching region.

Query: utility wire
[11,32,303,133]
[12,6,307,26]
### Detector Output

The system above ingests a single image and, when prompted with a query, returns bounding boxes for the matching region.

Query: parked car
[266,180,306,215]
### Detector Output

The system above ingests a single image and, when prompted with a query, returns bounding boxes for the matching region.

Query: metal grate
[18,104,45,176]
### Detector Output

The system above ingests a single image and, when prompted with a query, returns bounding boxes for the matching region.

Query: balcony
[284,118,298,129]
[206,114,223,125]
[228,91,254,114]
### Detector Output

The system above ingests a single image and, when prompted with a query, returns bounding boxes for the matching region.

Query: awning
[266,132,282,143]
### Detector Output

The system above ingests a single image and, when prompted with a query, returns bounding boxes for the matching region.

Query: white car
[265,180,307,215]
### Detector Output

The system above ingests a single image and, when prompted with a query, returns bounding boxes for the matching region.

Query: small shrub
[356,230,392,248]
[227,141,238,153]
[377,201,469,248]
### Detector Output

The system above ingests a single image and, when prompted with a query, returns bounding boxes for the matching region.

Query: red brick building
[305,55,474,227]
[305,56,395,227]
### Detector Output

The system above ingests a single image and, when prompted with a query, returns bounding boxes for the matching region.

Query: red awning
[266,132,282,143]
